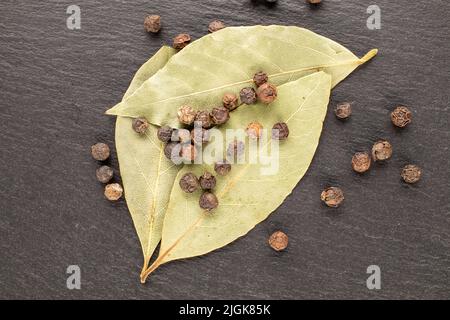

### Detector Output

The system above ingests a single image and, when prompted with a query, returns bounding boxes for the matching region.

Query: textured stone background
[0,0,449,299]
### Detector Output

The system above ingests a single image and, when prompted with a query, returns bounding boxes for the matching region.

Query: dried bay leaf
[115,46,178,275]
[141,72,332,282]
[106,25,377,128]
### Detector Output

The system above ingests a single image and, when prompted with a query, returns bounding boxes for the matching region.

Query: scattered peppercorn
[335,102,352,119]
[391,105,412,128]
[401,164,422,184]
[177,105,197,125]
[181,144,197,163]
[104,183,123,201]
[268,231,288,251]
[199,171,216,190]
[372,140,393,161]
[179,172,200,193]
[227,140,245,160]
[208,20,225,33]
[321,187,344,208]
[171,128,191,144]
[96,165,114,183]
[157,126,173,143]
[199,192,219,211]
[214,160,232,176]
[164,141,182,162]
[257,83,277,104]
[173,33,191,50]
[253,71,268,87]
[132,117,149,134]
[223,93,239,111]
[91,143,110,161]
[195,110,213,129]
[191,128,210,145]
[246,121,263,139]
[239,87,257,105]
[210,106,230,125]
[351,152,371,173]
[272,122,289,140]
[144,15,161,33]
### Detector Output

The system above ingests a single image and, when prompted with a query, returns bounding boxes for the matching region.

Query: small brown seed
[214,160,231,176]
[191,128,210,145]
[199,192,218,211]
[272,122,289,140]
[132,117,149,134]
[171,129,191,144]
[199,171,216,190]
[351,152,371,173]
[391,106,412,128]
[181,144,197,163]
[91,143,110,161]
[173,33,191,50]
[195,110,213,129]
[104,183,123,201]
[210,106,230,125]
[157,126,173,143]
[144,15,161,33]
[96,165,114,183]
[257,83,277,104]
[268,231,288,251]
[253,71,268,87]
[223,93,239,111]
[321,187,344,208]
[335,102,352,119]
[372,140,393,161]
[239,87,257,105]
[401,164,422,184]
[208,20,225,33]
[246,121,263,139]
[179,172,199,193]
[177,105,197,125]
[164,142,182,163]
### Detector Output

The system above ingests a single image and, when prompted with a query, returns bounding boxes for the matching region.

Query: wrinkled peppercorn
[321,187,344,208]
[164,141,182,163]
[104,183,123,201]
[199,192,218,211]
[210,106,230,125]
[179,172,199,193]
[268,231,288,251]
[191,127,210,145]
[171,128,191,144]
[372,140,393,161]
[335,102,352,119]
[199,171,216,190]
[208,20,225,33]
[181,144,197,163]
[214,160,231,176]
[96,165,114,183]
[257,83,277,104]
[195,110,213,129]
[272,122,289,140]
[246,121,263,139]
[132,117,149,134]
[253,71,268,87]
[227,140,245,160]
[401,164,422,184]
[351,152,371,173]
[157,125,173,143]
[240,87,257,105]
[144,15,161,33]
[222,93,239,111]
[91,143,110,161]
[173,33,191,50]
[177,105,197,125]
[391,106,412,128]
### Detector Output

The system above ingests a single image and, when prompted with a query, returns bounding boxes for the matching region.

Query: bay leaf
[106,25,377,128]
[141,71,332,282]
[115,46,178,275]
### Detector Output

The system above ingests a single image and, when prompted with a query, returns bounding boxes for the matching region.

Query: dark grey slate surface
[0,0,449,299]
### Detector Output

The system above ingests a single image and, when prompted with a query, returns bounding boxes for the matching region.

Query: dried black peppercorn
[132,117,149,134]
[257,83,277,104]
[91,143,110,161]
[173,33,191,50]
[253,71,268,87]
[268,231,288,251]
[191,128,210,145]
[104,183,123,201]
[199,171,216,190]
[96,165,114,183]
[179,172,200,193]
[401,164,422,184]
[335,102,352,119]
[272,122,289,140]
[239,87,257,105]
[208,20,225,33]
[199,192,218,211]
[181,144,197,163]
[227,140,245,161]
[210,106,230,125]
[223,93,239,111]
[164,141,182,163]
[214,160,231,176]
[351,152,371,173]
[177,105,197,125]
[321,187,344,208]
[157,126,173,143]
[171,128,191,144]
[195,110,213,129]
[391,106,412,128]
[144,15,161,33]
[246,121,263,139]
[372,140,392,161]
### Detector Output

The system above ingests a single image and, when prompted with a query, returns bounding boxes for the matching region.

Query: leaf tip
[359,49,378,64]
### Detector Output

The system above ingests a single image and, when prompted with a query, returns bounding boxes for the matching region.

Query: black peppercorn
[179,172,200,193]
[96,165,114,183]
[91,143,110,161]
[253,71,268,87]
[351,152,371,173]
[272,122,289,140]
[208,20,225,33]
[173,33,191,50]
[246,121,263,139]
[227,140,245,161]
[164,141,182,163]
[223,93,239,111]
[401,164,422,184]
[335,102,352,119]
[257,83,277,104]
[239,87,257,105]
[391,106,412,128]
[157,126,173,143]
[171,128,191,144]
[177,105,197,125]
[144,15,161,33]
[199,171,216,190]
[199,192,219,211]
[321,187,344,208]
[214,160,231,176]
[132,117,149,134]
[210,106,230,125]
[181,144,197,163]
[372,140,392,161]
[104,183,123,201]
[195,110,213,129]
[191,128,210,145]
[268,231,288,251]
